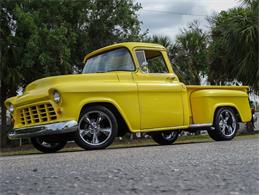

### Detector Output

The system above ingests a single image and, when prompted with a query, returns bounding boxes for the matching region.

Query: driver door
[134,49,184,130]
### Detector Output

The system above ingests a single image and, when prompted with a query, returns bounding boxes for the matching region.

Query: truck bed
[185,85,250,125]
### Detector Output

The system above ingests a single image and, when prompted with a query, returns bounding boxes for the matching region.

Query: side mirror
[141,61,149,73]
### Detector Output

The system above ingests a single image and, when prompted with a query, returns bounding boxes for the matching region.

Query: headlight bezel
[9,104,14,113]
[53,91,62,104]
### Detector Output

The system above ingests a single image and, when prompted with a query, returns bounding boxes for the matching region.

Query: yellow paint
[5,42,252,134]
[187,87,251,124]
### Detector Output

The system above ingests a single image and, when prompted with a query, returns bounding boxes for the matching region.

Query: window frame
[134,48,169,74]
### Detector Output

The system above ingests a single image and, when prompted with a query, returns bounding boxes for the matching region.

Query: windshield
[82,48,135,73]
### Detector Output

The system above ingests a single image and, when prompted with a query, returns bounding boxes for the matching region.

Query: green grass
[0,133,258,157]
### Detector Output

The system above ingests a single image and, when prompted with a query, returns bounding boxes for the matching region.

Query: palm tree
[142,34,173,50]
[208,0,258,92]
[170,21,209,85]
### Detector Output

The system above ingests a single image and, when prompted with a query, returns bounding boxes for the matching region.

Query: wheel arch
[78,99,132,136]
[213,104,242,123]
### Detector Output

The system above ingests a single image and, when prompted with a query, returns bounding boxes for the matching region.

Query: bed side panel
[190,89,251,124]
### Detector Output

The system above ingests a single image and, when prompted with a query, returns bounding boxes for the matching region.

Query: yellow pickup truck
[5,42,252,153]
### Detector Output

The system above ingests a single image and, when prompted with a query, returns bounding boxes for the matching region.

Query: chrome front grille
[19,103,57,126]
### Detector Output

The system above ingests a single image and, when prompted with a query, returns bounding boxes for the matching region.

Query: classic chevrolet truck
[5,42,252,153]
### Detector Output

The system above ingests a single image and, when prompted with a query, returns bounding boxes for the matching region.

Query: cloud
[136,0,240,41]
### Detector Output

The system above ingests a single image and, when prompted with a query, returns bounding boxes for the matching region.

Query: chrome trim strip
[189,123,212,128]
[8,120,78,140]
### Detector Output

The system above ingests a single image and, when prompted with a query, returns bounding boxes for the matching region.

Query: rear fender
[190,89,252,124]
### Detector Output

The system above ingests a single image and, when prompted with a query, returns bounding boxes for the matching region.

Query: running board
[185,123,212,131]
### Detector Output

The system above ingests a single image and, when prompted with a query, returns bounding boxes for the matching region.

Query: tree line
[0,0,258,147]
[146,0,258,92]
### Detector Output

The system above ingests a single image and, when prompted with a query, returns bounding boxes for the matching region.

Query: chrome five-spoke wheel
[79,111,112,145]
[218,110,237,137]
[75,106,118,150]
[208,107,238,141]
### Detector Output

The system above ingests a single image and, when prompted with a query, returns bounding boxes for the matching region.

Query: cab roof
[83,42,166,62]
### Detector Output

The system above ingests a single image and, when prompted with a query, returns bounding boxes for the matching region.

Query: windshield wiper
[95,70,127,73]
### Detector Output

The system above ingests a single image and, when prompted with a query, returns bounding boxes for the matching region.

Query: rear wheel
[151,130,179,145]
[75,106,118,150]
[31,137,67,153]
[208,107,238,141]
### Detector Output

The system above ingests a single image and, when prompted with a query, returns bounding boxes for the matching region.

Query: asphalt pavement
[0,137,258,195]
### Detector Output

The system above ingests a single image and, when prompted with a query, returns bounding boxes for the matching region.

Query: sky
[136,0,241,41]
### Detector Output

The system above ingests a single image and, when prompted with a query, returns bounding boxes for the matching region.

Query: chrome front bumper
[8,120,78,140]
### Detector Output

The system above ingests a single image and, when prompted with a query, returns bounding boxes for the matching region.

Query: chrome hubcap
[161,131,178,140]
[79,111,112,146]
[218,110,237,137]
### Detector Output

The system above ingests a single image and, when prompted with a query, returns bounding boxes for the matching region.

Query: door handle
[166,76,176,81]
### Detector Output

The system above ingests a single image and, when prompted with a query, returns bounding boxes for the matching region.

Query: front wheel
[208,107,238,141]
[150,130,179,145]
[75,106,118,150]
[31,137,67,153]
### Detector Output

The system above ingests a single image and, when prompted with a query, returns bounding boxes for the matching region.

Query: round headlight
[9,104,14,113]
[53,91,61,103]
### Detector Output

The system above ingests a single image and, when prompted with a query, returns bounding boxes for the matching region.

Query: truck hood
[25,73,118,92]
[6,73,118,107]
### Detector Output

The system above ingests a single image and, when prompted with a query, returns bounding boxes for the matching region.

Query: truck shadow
[1,140,215,157]
[4,135,257,157]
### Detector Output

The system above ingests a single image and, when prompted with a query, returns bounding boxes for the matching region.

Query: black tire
[208,107,238,141]
[246,121,255,133]
[75,106,118,150]
[150,130,179,145]
[31,137,67,153]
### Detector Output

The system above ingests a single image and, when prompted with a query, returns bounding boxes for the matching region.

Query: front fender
[76,97,137,132]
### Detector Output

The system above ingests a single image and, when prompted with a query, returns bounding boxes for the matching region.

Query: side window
[135,50,169,73]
